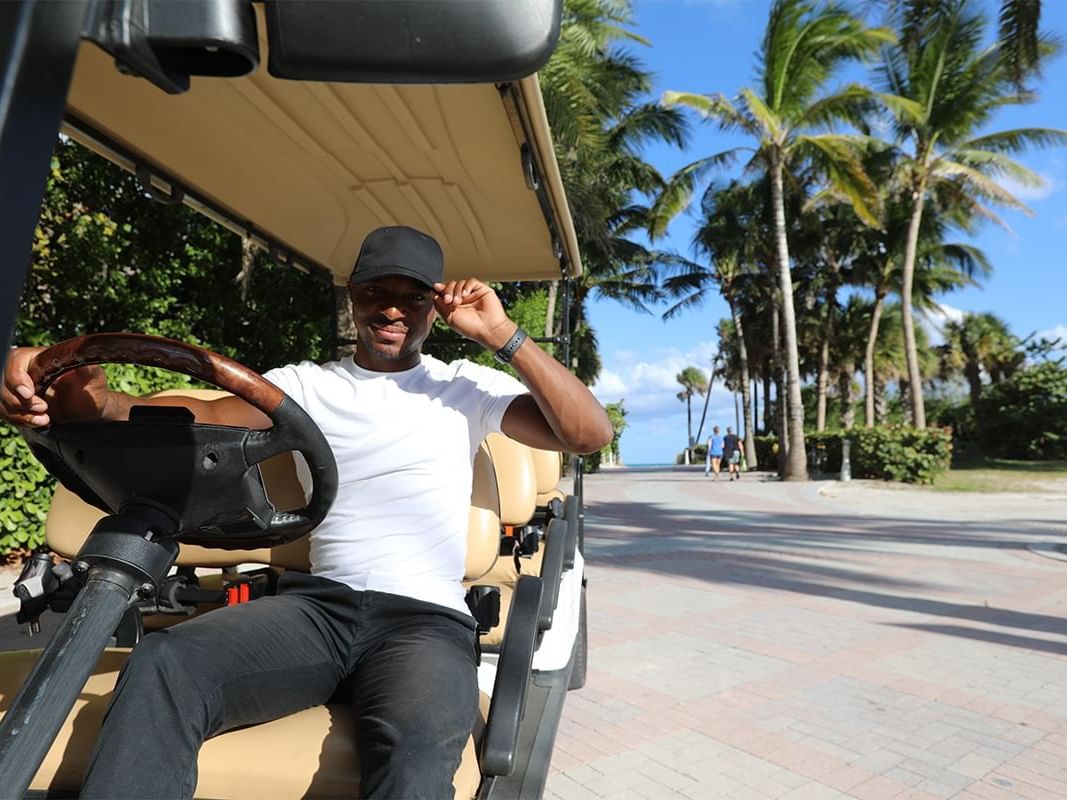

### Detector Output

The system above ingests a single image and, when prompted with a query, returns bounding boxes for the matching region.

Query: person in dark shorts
[723,426,741,481]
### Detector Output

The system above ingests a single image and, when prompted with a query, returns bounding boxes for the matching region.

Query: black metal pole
[560,277,571,369]
[0,566,137,796]
[0,1,88,360]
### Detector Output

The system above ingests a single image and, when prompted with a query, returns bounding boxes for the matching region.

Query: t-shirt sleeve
[460,361,528,442]
[262,362,313,410]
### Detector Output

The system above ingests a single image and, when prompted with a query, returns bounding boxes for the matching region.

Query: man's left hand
[433,279,517,352]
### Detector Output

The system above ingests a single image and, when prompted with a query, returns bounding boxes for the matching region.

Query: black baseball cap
[349,226,443,288]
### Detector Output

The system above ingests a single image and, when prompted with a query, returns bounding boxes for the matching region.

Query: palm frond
[648,150,746,238]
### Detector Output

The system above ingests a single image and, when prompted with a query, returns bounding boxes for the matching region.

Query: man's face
[348,275,437,371]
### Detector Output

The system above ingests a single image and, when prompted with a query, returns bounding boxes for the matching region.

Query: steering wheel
[20,333,338,547]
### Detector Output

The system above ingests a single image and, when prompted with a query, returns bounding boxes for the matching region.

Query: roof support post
[560,276,571,371]
[0,0,88,362]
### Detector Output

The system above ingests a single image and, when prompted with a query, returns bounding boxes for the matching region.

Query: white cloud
[592,340,719,421]
[919,303,965,346]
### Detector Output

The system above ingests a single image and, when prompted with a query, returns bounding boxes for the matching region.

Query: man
[1,225,612,799]
[722,426,741,481]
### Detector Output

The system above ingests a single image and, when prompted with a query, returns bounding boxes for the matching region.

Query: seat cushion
[0,649,482,799]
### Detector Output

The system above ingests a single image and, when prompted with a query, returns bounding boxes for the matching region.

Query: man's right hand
[1,346,111,428]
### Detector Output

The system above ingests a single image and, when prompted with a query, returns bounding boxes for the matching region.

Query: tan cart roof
[62,20,580,286]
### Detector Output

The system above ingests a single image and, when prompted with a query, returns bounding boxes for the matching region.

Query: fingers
[1,348,49,427]
[432,279,491,308]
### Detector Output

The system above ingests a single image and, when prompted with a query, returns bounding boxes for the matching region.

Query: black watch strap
[493,328,528,363]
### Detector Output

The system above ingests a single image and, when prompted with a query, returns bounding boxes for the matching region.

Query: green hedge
[0,427,52,554]
[753,426,952,484]
[976,362,1067,460]
[849,426,952,484]
[0,364,199,556]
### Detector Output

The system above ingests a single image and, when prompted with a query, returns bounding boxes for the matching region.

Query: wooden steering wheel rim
[28,333,285,416]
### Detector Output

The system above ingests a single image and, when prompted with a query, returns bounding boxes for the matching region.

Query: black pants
[81,572,479,799]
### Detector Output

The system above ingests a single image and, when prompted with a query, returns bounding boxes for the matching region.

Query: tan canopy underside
[63,20,580,285]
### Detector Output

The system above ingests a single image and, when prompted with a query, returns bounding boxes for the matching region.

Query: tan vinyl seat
[471,433,542,648]
[529,446,565,507]
[0,390,502,799]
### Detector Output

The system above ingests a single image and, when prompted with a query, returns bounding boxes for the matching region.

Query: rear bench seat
[0,391,530,799]
[473,434,568,649]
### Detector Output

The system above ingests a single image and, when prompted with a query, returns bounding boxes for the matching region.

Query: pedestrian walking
[707,426,724,480]
[723,426,741,481]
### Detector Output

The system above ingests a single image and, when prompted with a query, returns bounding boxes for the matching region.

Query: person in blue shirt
[706,425,725,480]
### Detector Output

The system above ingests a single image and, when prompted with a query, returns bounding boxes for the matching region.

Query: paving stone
[546,471,1067,800]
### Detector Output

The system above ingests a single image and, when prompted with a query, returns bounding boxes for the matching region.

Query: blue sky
[587,0,1067,465]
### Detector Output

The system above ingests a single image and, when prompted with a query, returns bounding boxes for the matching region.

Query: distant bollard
[840,438,852,481]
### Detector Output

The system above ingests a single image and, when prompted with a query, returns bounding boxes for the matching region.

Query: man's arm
[2,347,269,429]
[433,279,612,455]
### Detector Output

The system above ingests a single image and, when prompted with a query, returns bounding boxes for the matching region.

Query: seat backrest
[528,446,563,506]
[45,389,502,582]
[482,433,537,527]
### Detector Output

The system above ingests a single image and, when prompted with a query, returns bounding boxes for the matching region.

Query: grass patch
[933,457,1067,492]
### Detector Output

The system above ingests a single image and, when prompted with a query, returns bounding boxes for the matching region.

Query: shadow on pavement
[583,495,1067,652]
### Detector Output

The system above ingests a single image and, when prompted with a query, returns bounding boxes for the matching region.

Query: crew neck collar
[344,353,424,378]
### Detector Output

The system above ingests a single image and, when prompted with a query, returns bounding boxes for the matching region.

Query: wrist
[480,320,519,352]
[492,327,528,364]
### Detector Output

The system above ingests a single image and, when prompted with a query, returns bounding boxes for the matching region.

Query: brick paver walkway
[547,468,1067,800]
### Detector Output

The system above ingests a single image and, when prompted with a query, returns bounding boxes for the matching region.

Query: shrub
[752,427,951,483]
[0,426,52,554]
[754,435,778,471]
[975,362,1067,460]
[849,426,952,484]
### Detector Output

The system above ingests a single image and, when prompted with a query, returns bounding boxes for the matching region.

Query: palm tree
[939,312,1022,404]
[540,0,689,382]
[661,180,766,469]
[603,400,629,466]
[676,366,709,457]
[653,0,892,479]
[828,296,876,429]
[875,0,1067,427]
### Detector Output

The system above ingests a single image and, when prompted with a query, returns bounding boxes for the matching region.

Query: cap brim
[349,264,438,288]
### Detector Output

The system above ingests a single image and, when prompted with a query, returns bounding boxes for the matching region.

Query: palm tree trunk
[863,285,887,428]
[839,367,854,429]
[752,377,760,437]
[773,302,789,475]
[334,285,358,360]
[544,280,558,338]
[770,153,808,478]
[875,375,887,424]
[816,314,832,432]
[901,174,929,428]
[729,300,758,469]
[762,371,772,434]
[686,393,693,452]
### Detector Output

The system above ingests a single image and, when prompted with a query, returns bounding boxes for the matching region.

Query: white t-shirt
[263,354,527,614]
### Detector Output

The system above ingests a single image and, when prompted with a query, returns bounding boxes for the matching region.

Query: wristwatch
[493,328,528,363]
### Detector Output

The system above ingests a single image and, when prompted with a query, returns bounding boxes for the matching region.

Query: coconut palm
[875,0,1067,427]
[855,185,991,427]
[660,180,768,469]
[652,0,892,479]
[676,366,710,454]
[828,296,876,429]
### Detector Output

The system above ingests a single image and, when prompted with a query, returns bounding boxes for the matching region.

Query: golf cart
[0,2,588,797]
